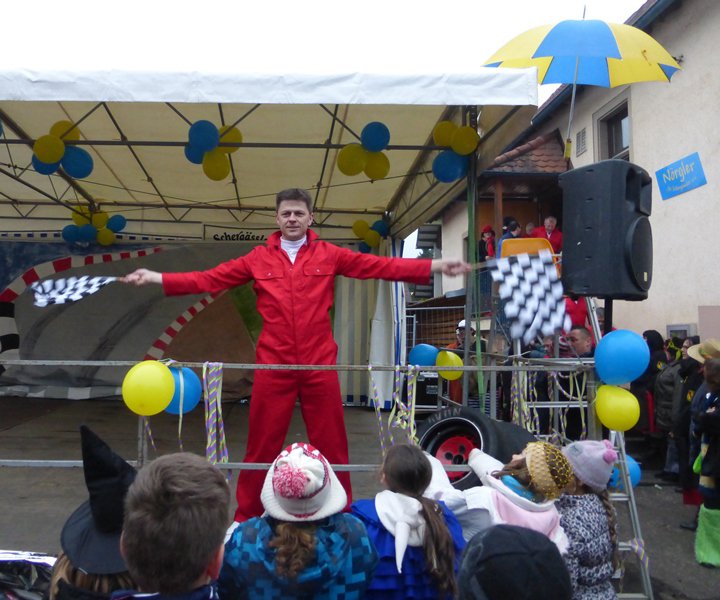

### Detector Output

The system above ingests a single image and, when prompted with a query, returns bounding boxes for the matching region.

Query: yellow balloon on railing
[96,228,116,246]
[122,361,175,416]
[595,385,640,431]
[91,211,109,229]
[71,206,91,226]
[436,350,463,380]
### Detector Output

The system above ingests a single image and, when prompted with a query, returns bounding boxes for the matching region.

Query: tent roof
[0,4,538,242]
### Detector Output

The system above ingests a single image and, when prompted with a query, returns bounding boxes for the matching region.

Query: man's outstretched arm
[431,259,472,277]
[120,268,163,286]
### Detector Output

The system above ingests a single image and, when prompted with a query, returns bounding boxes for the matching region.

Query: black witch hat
[60,426,136,574]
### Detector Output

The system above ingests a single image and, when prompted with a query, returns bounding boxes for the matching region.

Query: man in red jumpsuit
[122,188,469,521]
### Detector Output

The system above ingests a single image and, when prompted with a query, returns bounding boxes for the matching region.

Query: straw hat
[687,339,720,364]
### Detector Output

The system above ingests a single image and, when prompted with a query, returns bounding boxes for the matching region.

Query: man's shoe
[679,521,697,531]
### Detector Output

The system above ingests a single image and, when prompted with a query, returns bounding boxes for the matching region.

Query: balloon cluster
[62,205,127,246]
[352,218,389,253]
[32,120,94,179]
[122,361,203,416]
[184,120,242,181]
[337,122,391,180]
[431,120,480,183]
[593,329,649,431]
[408,343,464,380]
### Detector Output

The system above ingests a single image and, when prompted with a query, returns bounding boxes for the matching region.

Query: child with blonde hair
[558,439,619,600]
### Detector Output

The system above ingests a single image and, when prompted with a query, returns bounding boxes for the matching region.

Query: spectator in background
[531,216,563,254]
[631,329,668,434]
[457,525,572,600]
[524,222,536,237]
[118,453,230,600]
[49,426,136,600]
[479,225,495,261]
[567,326,594,358]
[447,320,484,404]
[497,221,521,257]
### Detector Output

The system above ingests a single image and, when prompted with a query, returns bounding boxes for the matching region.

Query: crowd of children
[48,422,636,600]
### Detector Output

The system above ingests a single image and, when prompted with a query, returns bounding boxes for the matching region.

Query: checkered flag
[490,250,571,344]
[30,276,117,308]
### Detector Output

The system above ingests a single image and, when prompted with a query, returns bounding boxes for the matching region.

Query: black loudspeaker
[560,159,653,300]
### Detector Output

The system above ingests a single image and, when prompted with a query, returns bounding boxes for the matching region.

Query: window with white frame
[596,100,630,160]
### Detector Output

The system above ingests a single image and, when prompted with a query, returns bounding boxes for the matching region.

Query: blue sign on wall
[655,152,707,200]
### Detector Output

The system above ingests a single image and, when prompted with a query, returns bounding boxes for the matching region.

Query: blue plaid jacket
[218,514,377,600]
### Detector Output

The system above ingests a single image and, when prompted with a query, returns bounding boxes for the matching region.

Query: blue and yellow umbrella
[484,19,680,87]
[484,19,680,157]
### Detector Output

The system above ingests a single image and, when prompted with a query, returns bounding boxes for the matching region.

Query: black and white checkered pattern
[30,276,117,308]
[490,250,570,344]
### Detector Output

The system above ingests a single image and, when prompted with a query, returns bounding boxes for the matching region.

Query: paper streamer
[202,362,229,467]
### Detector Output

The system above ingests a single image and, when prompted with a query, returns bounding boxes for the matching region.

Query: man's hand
[431,259,472,277]
[119,268,163,286]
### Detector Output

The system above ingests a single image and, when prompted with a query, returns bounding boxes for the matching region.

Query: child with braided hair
[558,440,619,600]
[425,440,573,553]
[351,443,465,599]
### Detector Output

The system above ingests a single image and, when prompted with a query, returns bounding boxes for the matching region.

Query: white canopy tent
[0,1,538,400]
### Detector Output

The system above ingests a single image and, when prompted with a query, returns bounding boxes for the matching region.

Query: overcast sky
[6,1,646,75]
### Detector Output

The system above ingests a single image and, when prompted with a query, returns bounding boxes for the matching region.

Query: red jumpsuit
[163,229,431,521]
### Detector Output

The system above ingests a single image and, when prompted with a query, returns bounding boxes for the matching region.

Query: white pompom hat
[260,442,347,522]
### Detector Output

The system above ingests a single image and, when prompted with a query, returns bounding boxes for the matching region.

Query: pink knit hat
[562,440,617,493]
[260,443,346,522]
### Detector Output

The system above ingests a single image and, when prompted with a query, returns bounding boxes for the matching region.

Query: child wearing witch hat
[49,426,137,600]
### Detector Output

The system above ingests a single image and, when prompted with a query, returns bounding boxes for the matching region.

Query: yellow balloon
[451,126,480,156]
[337,143,368,176]
[202,149,231,181]
[352,220,370,239]
[50,120,81,141]
[436,350,463,380]
[71,206,91,226]
[96,228,116,246]
[218,125,242,154]
[33,134,66,164]
[433,121,457,147]
[122,361,175,416]
[91,211,109,229]
[595,385,641,432]
[364,229,381,248]
[363,151,390,180]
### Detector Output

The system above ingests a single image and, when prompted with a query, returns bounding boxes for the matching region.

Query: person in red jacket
[121,188,469,522]
[531,216,563,254]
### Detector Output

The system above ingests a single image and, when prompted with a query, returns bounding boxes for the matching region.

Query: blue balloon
[78,223,98,242]
[61,146,94,179]
[358,242,372,254]
[32,155,60,175]
[184,144,205,165]
[432,150,469,183]
[166,367,203,415]
[408,343,440,367]
[188,120,219,152]
[361,121,391,152]
[371,219,389,238]
[106,214,127,233]
[62,224,80,243]
[595,329,650,385]
[609,455,641,490]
